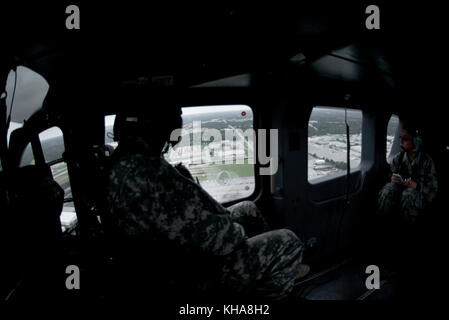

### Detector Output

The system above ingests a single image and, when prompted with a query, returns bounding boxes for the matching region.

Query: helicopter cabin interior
[0,2,448,306]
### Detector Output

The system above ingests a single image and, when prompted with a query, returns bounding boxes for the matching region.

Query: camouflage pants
[221,201,304,299]
[378,183,426,224]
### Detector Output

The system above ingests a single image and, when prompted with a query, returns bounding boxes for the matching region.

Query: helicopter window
[164,105,256,203]
[29,127,76,232]
[386,114,399,163]
[105,115,117,149]
[308,106,362,181]
[4,66,49,125]
[3,65,49,170]
[37,127,65,163]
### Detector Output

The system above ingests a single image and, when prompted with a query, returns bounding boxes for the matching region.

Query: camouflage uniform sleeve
[418,155,438,203]
[113,156,246,256]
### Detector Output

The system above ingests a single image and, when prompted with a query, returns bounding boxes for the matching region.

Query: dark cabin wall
[259,77,398,265]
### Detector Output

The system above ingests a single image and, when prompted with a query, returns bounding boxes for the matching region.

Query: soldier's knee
[241,201,258,213]
[380,183,399,196]
[240,200,256,207]
[401,188,422,209]
[402,188,418,198]
[228,200,258,215]
[272,229,302,247]
[401,188,417,204]
[378,183,400,208]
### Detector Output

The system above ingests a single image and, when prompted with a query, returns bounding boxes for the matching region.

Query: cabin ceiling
[1,2,446,108]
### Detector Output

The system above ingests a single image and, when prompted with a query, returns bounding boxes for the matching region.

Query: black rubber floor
[292,258,399,300]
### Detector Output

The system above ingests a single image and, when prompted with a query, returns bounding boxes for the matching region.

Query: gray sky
[5,66,49,123]
[5,66,49,142]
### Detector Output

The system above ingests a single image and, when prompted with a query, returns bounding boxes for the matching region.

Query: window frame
[25,125,77,231]
[386,114,400,164]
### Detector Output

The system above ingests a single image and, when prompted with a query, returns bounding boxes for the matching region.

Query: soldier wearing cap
[106,80,309,300]
[378,124,438,224]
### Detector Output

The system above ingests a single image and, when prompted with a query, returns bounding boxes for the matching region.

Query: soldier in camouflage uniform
[378,125,438,224]
[106,85,307,300]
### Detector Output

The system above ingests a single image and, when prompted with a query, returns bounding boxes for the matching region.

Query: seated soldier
[378,124,438,224]
[106,81,309,300]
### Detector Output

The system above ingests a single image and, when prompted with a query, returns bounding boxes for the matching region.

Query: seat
[4,164,65,301]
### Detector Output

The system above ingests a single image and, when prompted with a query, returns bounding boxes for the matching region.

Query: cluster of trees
[308,110,399,137]
[308,120,362,137]
[181,118,253,149]
[311,152,347,171]
[325,158,347,170]
[308,108,363,137]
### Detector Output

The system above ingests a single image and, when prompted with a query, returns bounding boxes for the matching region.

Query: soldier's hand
[403,178,417,189]
[391,176,402,184]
